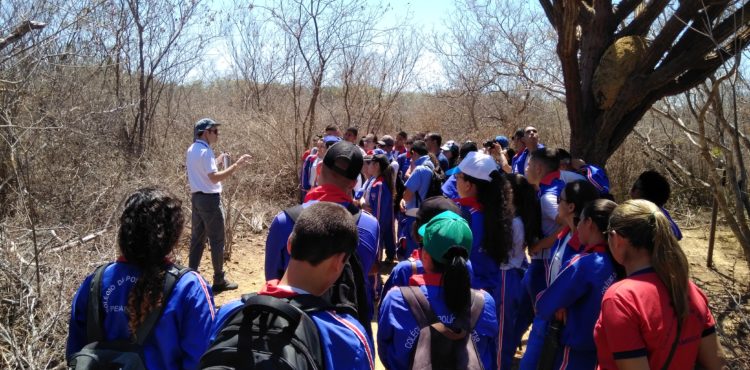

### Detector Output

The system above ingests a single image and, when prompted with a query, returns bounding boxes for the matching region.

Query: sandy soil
[180,224,750,369]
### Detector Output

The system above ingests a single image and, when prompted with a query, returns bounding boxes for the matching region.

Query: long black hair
[431,247,472,315]
[372,154,395,197]
[580,199,624,279]
[118,187,184,338]
[506,173,542,247]
[561,180,600,226]
[464,171,514,264]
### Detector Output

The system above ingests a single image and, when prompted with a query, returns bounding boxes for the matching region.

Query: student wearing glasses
[186,118,251,292]
[520,180,600,370]
[595,199,727,370]
[532,199,620,370]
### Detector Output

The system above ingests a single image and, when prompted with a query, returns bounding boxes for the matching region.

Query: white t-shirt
[532,191,559,260]
[186,140,222,194]
[502,216,527,270]
[559,170,586,184]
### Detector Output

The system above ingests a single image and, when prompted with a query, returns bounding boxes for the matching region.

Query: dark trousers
[189,192,226,283]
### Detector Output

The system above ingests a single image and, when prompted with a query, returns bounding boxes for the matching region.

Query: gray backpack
[67,263,190,370]
[399,286,485,370]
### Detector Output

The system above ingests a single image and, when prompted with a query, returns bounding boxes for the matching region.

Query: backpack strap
[399,286,438,328]
[134,265,191,345]
[85,263,113,342]
[284,204,305,223]
[468,290,485,329]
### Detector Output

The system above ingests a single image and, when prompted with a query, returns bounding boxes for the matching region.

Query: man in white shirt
[186,118,251,292]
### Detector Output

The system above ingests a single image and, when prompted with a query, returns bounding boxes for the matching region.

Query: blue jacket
[456,201,502,292]
[511,144,544,175]
[301,155,315,191]
[378,274,498,370]
[396,152,411,179]
[661,207,683,240]
[264,200,380,320]
[367,178,396,255]
[404,156,434,209]
[66,262,215,370]
[211,285,375,370]
[441,174,459,199]
[535,245,616,351]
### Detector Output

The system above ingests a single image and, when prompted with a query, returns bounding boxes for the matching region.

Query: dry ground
[178,224,750,370]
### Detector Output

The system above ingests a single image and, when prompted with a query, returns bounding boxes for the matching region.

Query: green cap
[417,211,473,264]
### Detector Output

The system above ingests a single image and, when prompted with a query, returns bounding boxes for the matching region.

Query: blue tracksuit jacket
[378,274,499,370]
[66,261,215,370]
[264,200,380,321]
[534,244,617,369]
[211,285,375,370]
[367,177,396,259]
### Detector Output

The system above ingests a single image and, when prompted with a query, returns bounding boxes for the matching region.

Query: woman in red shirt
[594,199,727,370]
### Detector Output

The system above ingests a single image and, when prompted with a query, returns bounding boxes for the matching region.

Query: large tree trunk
[541,0,750,166]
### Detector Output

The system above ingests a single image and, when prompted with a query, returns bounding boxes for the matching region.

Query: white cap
[457,151,497,181]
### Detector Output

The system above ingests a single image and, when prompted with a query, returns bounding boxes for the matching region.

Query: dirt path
[181,225,750,369]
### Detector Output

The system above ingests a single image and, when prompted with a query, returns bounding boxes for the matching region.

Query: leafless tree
[333,15,421,134]
[433,0,559,131]
[103,0,214,155]
[645,60,750,271]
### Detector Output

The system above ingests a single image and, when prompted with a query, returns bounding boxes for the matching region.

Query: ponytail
[609,199,690,321]
[437,247,471,315]
[651,211,690,321]
[374,155,395,197]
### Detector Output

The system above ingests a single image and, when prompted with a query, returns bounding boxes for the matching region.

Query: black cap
[411,140,428,155]
[405,195,461,226]
[323,141,364,180]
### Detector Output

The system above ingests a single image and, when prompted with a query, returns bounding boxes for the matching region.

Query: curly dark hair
[464,171,514,264]
[118,186,185,338]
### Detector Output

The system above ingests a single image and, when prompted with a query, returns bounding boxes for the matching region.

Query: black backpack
[282,203,371,336]
[199,293,333,370]
[67,263,191,370]
[400,286,485,370]
[416,165,445,207]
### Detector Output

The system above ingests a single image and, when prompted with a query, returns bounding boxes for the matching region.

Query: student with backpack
[66,187,215,370]
[380,196,475,297]
[265,141,379,331]
[203,202,375,370]
[378,210,498,370]
[400,140,439,259]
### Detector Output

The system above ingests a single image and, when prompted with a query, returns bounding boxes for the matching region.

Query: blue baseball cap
[323,135,342,147]
[495,135,509,149]
[194,118,221,137]
[364,148,387,160]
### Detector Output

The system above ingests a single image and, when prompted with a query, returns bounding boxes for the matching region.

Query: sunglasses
[557,195,567,204]
[604,228,617,238]
[207,128,219,134]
